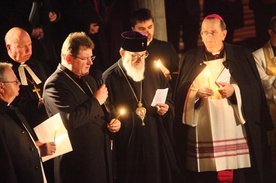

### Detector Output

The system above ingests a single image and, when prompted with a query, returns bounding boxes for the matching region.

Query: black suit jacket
[0,100,44,183]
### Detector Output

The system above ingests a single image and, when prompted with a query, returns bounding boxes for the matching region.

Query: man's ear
[6,44,11,52]
[268,29,274,37]
[65,54,72,64]
[222,30,227,41]
[120,49,125,57]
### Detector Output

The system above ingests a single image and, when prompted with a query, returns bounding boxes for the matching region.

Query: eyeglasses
[201,30,219,36]
[73,55,96,62]
[1,79,20,85]
[130,51,149,62]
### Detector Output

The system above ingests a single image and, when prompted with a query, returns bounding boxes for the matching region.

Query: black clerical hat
[121,31,147,52]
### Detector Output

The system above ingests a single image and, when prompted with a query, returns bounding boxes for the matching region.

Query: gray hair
[0,62,13,81]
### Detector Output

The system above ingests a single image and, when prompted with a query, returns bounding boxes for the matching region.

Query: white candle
[54,125,58,142]
[205,69,211,88]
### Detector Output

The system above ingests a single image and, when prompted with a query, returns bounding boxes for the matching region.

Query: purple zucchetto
[203,14,225,22]
[121,31,147,52]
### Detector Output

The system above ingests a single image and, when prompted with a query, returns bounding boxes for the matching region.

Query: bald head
[5,27,32,63]
[5,27,30,45]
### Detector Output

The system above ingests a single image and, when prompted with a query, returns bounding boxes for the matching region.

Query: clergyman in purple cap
[174,14,273,182]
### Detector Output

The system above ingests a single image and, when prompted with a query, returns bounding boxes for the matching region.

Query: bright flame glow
[119,108,126,116]
[205,69,210,77]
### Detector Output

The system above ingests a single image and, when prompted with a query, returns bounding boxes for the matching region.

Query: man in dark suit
[0,62,56,183]
[43,32,121,183]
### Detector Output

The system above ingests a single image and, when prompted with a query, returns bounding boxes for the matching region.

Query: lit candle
[116,108,126,120]
[205,69,211,88]
[154,59,171,79]
[54,125,58,143]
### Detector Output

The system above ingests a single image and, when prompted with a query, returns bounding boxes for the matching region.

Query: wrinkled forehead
[201,19,222,31]
[126,50,147,55]
[3,67,16,80]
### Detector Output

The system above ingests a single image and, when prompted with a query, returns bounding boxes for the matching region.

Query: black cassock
[103,59,182,183]
[43,64,113,183]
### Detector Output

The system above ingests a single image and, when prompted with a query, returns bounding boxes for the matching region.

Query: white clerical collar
[18,63,41,86]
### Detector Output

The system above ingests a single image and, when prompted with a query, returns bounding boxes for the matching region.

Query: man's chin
[17,57,31,63]
[82,71,89,77]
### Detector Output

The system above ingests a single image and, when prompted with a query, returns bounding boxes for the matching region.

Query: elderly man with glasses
[0,62,56,183]
[174,14,273,183]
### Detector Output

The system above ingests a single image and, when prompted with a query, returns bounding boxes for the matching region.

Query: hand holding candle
[116,108,126,120]
[108,108,125,133]
[154,59,171,80]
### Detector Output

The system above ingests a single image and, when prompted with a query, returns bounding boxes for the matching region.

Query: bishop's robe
[183,57,250,172]
[174,43,273,183]
[103,59,182,183]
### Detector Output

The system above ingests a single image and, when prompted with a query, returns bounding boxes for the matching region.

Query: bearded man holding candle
[103,31,183,183]
[174,14,273,183]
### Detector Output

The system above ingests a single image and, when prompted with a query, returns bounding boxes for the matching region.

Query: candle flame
[116,108,126,120]
[154,59,162,68]
[119,108,126,116]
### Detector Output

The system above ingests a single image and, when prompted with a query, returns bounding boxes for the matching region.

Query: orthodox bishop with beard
[103,31,182,183]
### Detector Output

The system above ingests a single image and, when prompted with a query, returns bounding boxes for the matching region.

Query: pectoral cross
[32,85,41,99]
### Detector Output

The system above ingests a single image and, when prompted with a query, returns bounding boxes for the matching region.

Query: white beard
[122,57,145,82]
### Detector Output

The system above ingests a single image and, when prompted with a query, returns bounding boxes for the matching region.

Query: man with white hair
[0,62,55,183]
[174,14,273,183]
[103,31,182,183]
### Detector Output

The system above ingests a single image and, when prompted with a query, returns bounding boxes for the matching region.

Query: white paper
[216,68,231,84]
[151,88,169,106]
[33,113,73,162]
